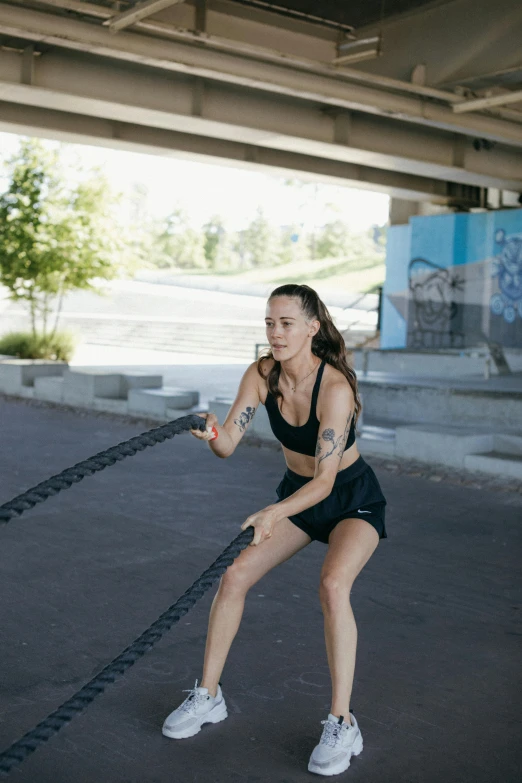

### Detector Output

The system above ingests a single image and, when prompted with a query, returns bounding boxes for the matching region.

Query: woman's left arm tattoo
[317,427,343,464]
[317,412,353,464]
[234,406,256,432]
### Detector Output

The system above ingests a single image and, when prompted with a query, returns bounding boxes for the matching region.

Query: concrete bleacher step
[464,452,522,480]
[58,318,267,360]
[0,315,374,362]
[128,387,200,418]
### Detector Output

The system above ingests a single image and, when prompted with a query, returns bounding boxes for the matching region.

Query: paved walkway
[0,396,520,783]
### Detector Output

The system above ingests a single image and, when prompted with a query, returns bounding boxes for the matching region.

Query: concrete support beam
[453,89,522,114]
[21,45,35,85]
[105,0,187,32]
[194,0,206,33]
[0,99,470,203]
[0,44,521,192]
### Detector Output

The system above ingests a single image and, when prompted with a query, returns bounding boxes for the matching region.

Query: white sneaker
[308,711,363,776]
[162,679,228,739]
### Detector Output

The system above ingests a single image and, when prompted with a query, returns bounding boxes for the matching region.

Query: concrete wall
[352,347,522,375]
[358,380,522,430]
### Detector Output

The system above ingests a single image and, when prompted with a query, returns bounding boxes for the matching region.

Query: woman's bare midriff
[258,357,361,478]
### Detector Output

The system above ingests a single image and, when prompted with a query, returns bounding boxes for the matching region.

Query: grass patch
[0,331,76,362]
[270,255,382,285]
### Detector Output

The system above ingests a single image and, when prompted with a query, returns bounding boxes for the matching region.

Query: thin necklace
[284,358,321,392]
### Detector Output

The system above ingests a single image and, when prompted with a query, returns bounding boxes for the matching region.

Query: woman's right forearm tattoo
[234,406,256,432]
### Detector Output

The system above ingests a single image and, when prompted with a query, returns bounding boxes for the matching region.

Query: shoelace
[320,720,350,748]
[180,679,210,713]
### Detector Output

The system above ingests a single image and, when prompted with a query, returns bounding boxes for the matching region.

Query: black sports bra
[264,358,356,456]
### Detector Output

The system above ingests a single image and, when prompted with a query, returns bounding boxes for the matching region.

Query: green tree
[278,224,310,266]
[0,138,121,340]
[242,207,280,268]
[202,214,225,268]
[315,219,350,259]
[151,208,206,269]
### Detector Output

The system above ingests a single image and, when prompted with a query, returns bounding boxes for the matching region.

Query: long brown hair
[257,284,362,422]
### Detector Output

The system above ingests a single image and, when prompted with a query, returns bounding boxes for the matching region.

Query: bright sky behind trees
[0,131,389,234]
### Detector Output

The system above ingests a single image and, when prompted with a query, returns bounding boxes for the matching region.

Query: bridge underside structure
[0,0,522,214]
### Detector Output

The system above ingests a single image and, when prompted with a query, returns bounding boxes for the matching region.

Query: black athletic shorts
[275,455,387,544]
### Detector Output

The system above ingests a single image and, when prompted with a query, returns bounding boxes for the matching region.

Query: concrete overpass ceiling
[226,0,453,30]
[0,0,521,203]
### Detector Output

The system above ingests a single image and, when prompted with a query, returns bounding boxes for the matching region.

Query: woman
[162,284,388,777]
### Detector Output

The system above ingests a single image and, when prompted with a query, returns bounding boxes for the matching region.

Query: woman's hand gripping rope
[241,507,278,546]
[190,412,219,441]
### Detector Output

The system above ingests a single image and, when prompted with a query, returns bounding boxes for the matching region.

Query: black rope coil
[0,413,254,773]
[0,414,208,524]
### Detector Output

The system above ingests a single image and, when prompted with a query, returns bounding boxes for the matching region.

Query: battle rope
[0,527,253,774]
[0,414,208,524]
[0,413,254,773]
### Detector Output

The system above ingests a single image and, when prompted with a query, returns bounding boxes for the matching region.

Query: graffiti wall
[381,207,522,349]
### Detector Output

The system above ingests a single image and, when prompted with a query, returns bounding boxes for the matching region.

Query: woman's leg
[200,517,311,695]
[319,518,379,722]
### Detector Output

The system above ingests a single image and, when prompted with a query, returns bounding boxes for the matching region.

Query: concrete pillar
[389,198,420,225]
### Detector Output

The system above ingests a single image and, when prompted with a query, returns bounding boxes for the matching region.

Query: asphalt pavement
[0,396,521,783]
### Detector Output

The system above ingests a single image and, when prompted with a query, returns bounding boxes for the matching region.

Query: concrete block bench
[357,424,396,458]
[464,452,522,480]
[464,432,522,480]
[128,387,199,419]
[34,376,65,403]
[61,370,163,407]
[0,360,68,395]
[394,424,494,468]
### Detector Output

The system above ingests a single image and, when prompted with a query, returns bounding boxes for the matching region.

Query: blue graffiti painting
[490,229,522,322]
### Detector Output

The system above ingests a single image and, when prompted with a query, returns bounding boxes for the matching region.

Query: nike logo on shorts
[358,509,371,514]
